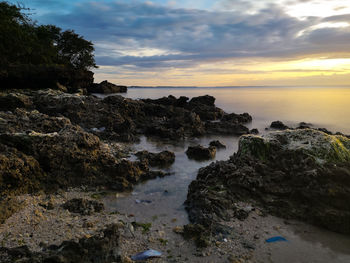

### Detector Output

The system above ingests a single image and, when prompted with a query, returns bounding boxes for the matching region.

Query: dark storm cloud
[26,1,350,68]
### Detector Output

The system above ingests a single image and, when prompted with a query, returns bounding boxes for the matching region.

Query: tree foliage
[0,1,97,71]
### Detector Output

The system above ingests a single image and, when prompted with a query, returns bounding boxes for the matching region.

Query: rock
[182,224,210,247]
[0,197,24,224]
[135,150,175,167]
[0,109,149,193]
[62,198,104,215]
[0,108,72,134]
[298,122,312,129]
[250,128,259,134]
[186,129,350,234]
[189,95,215,106]
[209,140,226,149]
[142,95,188,107]
[0,143,46,196]
[186,145,216,160]
[222,113,252,124]
[88,80,127,94]
[0,93,33,111]
[270,120,289,130]
[188,95,224,121]
[318,127,333,135]
[0,224,122,263]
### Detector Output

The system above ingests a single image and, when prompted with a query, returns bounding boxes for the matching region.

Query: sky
[9,0,350,86]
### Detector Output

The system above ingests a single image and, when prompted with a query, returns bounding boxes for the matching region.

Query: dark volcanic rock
[0,224,122,263]
[222,112,252,124]
[0,93,33,111]
[189,95,215,106]
[318,127,333,135]
[62,198,104,215]
[298,122,312,129]
[186,129,350,234]
[270,120,289,130]
[0,109,150,194]
[135,150,175,167]
[186,145,216,160]
[188,95,224,121]
[209,140,226,149]
[250,128,259,134]
[88,80,127,94]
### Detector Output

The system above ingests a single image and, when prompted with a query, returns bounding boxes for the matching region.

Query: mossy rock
[238,129,350,164]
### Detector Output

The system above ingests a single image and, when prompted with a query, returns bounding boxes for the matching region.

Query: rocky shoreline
[1,88,350,262]
[0,88,255,262]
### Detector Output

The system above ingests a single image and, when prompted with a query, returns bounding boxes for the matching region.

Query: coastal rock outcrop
[0,143,46,196]
[186,145,216,160]
[0,90,251,142]
[0,92,33,111]
[186,129,350,234]
[270,120,289,130]
[0,109,151,194]
[0,89,253,195]
[135,150,175,167]
[209,140,226,149]
[87,80,127,94]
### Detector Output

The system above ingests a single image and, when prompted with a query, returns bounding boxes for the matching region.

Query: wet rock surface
[135,150,175,167]
[209,140,226,149]
[186,129,350,234]
[0,90,251,142]
[270,120,289,130]
[186,145,216,160]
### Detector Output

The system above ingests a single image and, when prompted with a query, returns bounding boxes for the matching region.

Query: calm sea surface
[124,86,350,134]
[103,86,350,262]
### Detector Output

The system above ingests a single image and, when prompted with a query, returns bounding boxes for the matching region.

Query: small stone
[173,226,184,234]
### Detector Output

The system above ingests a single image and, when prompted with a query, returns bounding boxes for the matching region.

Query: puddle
[104,135,239,226]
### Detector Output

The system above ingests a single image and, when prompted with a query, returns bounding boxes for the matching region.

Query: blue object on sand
[265,236,287,243]
[131,249,162,261]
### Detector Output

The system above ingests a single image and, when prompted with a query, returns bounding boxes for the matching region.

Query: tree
[0,2,32,68]
[57,30,97,70]
[0,1,97,71]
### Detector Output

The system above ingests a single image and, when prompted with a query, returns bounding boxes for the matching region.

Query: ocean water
[103,86,350,262]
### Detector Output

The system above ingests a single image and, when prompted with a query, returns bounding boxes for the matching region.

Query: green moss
[238,130,350,164]
[238,135,271,161]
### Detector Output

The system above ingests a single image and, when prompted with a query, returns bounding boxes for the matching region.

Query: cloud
[12,0,350,70]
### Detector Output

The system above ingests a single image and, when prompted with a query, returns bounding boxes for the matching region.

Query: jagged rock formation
[186,129,350,234]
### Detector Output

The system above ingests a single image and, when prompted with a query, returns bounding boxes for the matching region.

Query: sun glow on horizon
[94,56,350,87]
